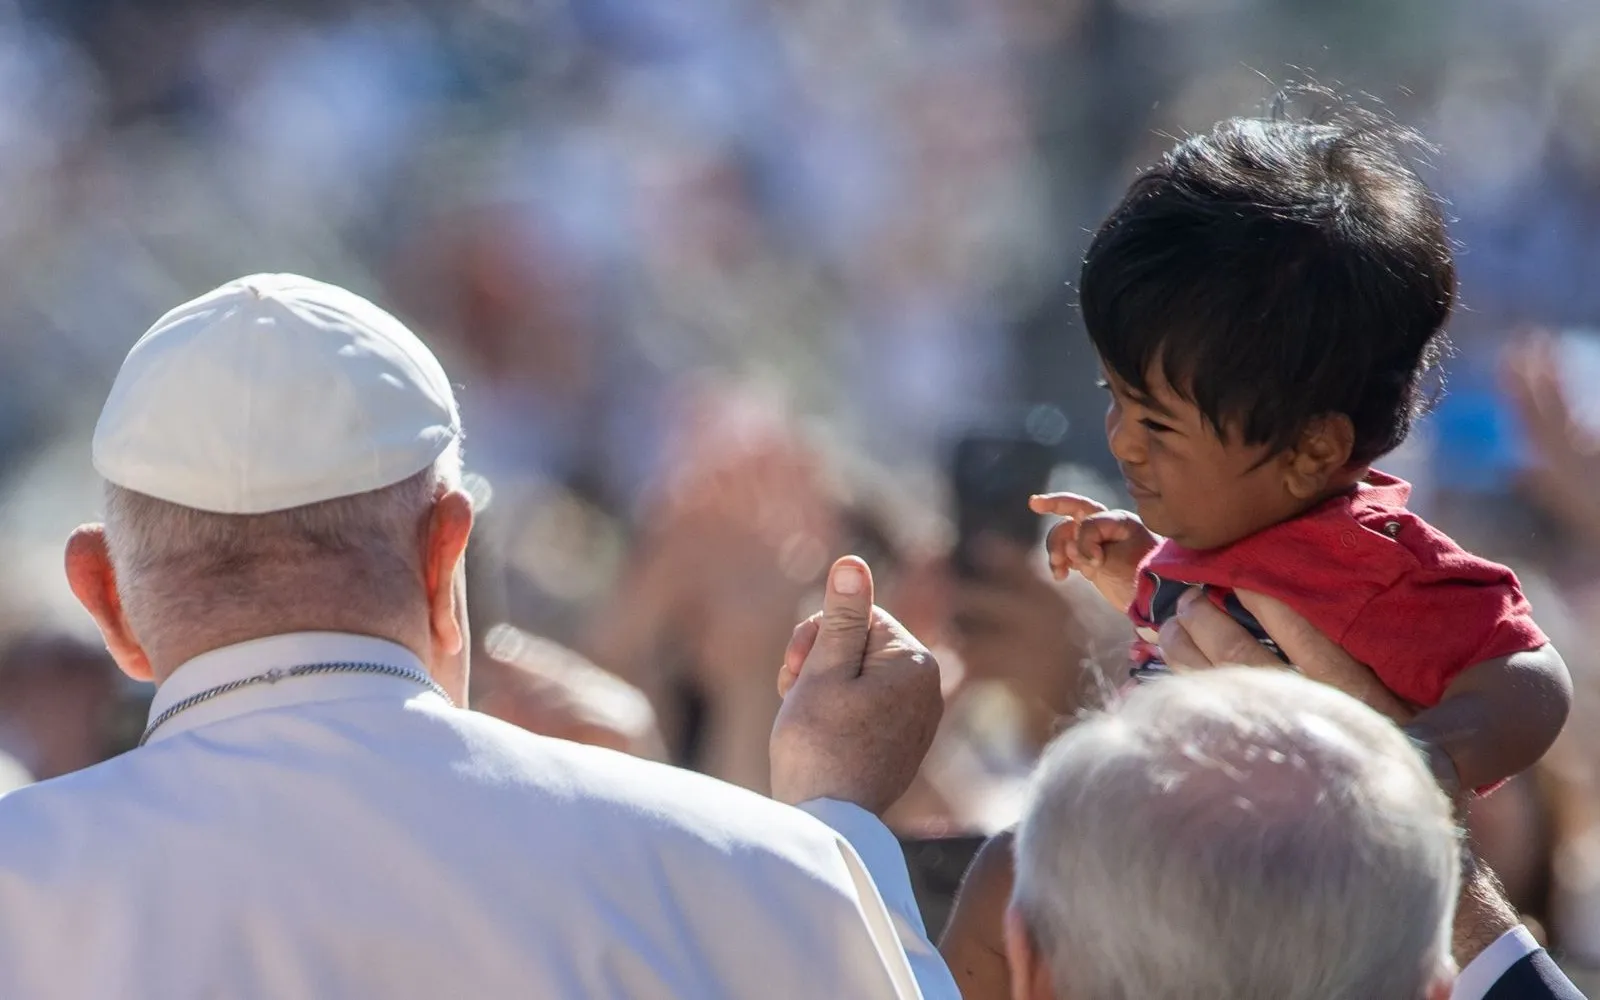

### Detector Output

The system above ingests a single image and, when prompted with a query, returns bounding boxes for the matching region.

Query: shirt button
[1383,521,1402,538]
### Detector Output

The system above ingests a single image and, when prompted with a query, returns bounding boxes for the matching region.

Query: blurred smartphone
[951,434,1058,578]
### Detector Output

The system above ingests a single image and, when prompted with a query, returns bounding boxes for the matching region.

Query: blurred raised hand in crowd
[581,384,845,792]
[893,535,1128,836]
[1504,331,1600,553]
[1500,330,1600,974]
[472,624,667,762]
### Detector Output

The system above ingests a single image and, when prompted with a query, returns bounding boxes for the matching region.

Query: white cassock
[0,632,960,999]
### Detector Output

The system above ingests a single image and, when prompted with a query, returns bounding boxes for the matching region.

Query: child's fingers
[1028,492,1107,519]
[1043,519,1080,580]
[1073,513,1134,567]
[1074,520,1106,567]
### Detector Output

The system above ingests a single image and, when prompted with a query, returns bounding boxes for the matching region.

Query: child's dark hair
[1079,106,1455,466]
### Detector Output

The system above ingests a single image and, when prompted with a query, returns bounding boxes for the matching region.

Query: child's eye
[1140,417,1174,434]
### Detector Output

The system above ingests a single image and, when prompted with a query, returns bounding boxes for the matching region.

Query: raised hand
[770,557,944,816]
[1028,492,1158,611]
[1502,330,1600,548]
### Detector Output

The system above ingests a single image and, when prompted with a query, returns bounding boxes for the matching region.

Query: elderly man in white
[0,274,959,999]
[1005,667,1462,1000]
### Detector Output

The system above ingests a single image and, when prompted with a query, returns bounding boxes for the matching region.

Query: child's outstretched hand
[1028,493,1159,611]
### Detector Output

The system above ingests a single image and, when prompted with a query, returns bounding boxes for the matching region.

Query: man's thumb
[803,556,876,677]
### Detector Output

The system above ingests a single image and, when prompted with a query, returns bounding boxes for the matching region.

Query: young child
[1032,112,1571,797]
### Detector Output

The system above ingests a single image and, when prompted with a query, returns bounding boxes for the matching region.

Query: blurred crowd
[1,0,1600,983]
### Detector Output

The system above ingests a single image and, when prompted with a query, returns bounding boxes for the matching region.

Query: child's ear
[1284,415,1355,499]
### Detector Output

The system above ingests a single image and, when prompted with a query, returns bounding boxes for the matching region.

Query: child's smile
[1099,367,1318,552]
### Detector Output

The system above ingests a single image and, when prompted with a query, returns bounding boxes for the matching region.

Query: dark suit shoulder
[1484,950,1588,1000]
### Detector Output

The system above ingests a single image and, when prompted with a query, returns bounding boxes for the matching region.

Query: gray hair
[103,445,462,643]
[1012,667,1459,1000]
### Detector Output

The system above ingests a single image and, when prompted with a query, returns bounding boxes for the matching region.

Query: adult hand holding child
[1157,586,1413,722]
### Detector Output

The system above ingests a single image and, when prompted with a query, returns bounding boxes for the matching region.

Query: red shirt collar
[1347,469,1411,512]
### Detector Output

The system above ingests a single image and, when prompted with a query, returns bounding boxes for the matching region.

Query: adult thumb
[801,556,876,678]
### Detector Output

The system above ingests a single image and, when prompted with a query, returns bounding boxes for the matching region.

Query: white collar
[1451,925,1541,1000]
[144,632,445,747]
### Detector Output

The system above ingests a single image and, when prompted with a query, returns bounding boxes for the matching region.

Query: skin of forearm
[1404,646,1572,793]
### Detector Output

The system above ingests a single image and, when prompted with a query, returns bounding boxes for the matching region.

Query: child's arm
[1028,493,1158,611]
[1402,644,1572,794]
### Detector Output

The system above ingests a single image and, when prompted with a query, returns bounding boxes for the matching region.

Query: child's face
[1099,366,1307,550]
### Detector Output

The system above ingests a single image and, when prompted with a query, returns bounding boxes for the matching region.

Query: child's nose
[1106,410,1146,464]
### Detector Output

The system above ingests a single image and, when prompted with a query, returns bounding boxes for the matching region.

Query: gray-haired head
[71,275,475,696]
[1010,667,1459,1000]
[101,444,462,654]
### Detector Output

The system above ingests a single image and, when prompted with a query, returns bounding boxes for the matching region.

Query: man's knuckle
[827,606,870,630]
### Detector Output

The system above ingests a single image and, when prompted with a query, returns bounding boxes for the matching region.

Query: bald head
[1010,668,1459,1000]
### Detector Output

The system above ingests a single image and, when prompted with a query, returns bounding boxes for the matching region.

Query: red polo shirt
[1129,472,1546,708]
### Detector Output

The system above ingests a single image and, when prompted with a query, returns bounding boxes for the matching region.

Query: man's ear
[424,489,474,656]
[1424,964,1456,1000]
[1005,905,1057,1000]
[64,525,152,682]
[1284,414,1356,500]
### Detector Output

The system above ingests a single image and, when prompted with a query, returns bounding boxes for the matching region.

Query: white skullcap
[93,273,460,514]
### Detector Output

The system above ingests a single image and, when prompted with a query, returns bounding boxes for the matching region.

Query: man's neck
[145,623,428,687]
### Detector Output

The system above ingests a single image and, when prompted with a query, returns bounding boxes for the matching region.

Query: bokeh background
[1,0,1599,975]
